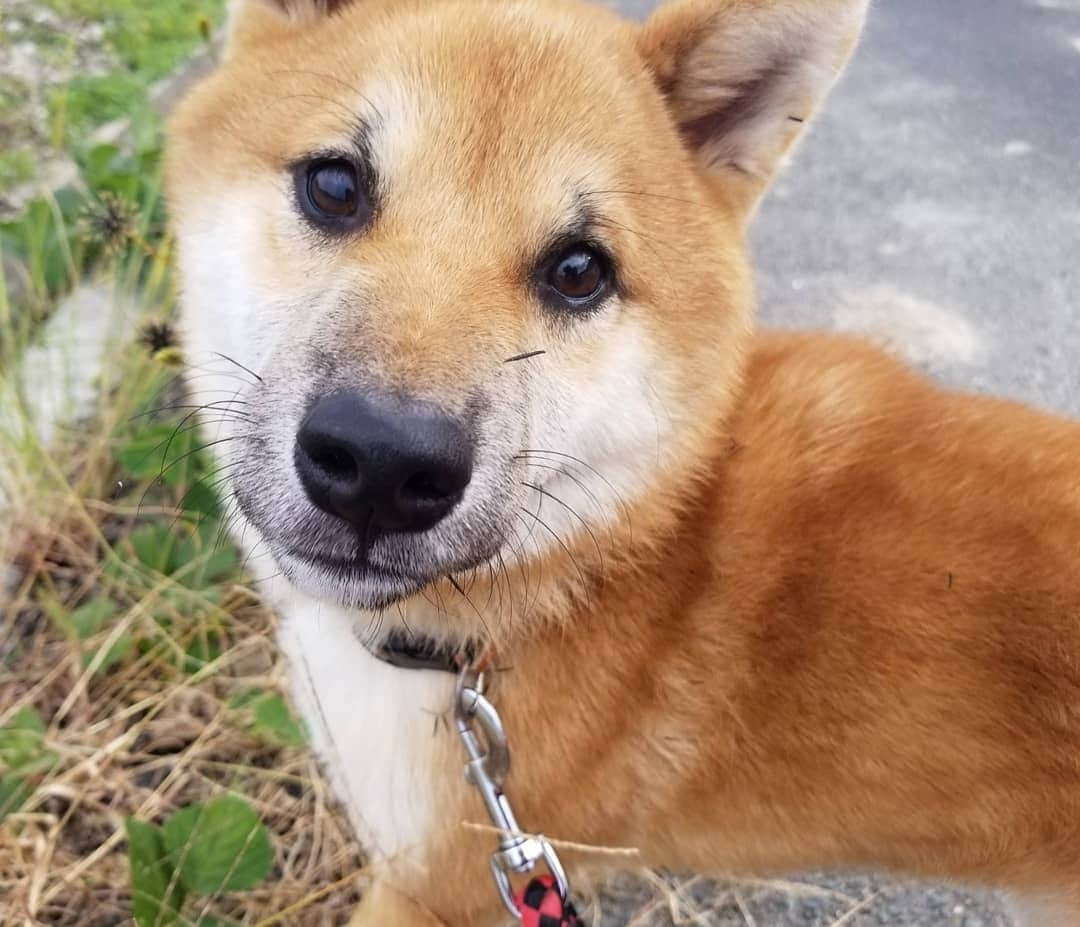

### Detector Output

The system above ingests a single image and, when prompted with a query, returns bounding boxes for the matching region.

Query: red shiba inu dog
[166,0,1080,923]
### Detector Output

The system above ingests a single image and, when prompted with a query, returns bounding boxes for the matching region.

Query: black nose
[294,391,473,536]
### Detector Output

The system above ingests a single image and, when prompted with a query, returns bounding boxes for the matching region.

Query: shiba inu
[166,0,1080,923]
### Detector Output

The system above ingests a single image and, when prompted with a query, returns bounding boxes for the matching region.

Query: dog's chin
[274,549,429,610]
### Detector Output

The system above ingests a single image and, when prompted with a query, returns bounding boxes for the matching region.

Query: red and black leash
[373,636,583,925]
[514,874,581,927]
[455,661,583,926]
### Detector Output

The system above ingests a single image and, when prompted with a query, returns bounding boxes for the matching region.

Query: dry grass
[0,337,365,925]
[0,525,366,926]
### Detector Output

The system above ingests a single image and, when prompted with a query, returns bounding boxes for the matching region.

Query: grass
[0,0,224,198]
[0,110,365,924]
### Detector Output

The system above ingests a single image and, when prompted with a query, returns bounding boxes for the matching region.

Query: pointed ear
[638,0,868,214]
[226,0,355,52]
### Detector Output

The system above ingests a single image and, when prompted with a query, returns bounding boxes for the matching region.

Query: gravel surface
[594,873,1014,926]
[591,0,1079,923]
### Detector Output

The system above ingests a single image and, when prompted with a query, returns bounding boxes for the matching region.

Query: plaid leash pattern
[514,875,581,927]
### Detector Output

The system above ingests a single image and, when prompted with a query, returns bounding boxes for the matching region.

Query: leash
[368,631,581,924]
[455,665,581,926]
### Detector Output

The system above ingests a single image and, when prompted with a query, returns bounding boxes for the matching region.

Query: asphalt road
[752,0,1080,417]
[596,0,1080,924]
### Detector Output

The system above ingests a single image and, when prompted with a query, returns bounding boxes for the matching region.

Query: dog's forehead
[301,2,643,192]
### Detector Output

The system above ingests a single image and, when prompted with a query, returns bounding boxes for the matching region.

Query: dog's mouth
[276,545,428,608]
[273,538,497,609]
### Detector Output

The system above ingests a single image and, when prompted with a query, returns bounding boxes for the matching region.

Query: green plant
[0,149,36,190]
[44,594,134,673]
[230,690,308,748]
[0,707,58,820]
[51,72,148,145]
[0,136,168,365]
[0,0,225,197]
[127,794,272,927]
[0,17,365,923]
[41,0,225,80]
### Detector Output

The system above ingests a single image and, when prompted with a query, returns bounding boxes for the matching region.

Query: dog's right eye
[539,243,612,310]
[298,159,370,230]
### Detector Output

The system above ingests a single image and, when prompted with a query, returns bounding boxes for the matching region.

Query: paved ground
[596,871,1013,926]
[597,0,1080,924]
[753,0,1080,417]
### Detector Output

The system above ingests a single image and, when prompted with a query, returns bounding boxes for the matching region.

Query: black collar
[372,628,480,674]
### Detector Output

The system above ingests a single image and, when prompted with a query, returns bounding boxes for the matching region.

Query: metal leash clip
[455,668,571,920]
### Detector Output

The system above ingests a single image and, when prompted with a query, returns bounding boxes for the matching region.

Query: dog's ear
[226,0,356,52]
[638,0,868,214]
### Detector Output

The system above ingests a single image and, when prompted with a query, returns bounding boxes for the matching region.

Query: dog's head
[167,0,865,620]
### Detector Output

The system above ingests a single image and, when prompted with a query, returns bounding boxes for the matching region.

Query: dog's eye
[300,159,369,227]
[544,244,609,304]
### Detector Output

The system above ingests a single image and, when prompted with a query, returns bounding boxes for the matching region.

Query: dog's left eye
[542,244,610,305]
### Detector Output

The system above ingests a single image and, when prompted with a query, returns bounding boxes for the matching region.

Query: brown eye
[545,244,608,303]
[303,159,361,221]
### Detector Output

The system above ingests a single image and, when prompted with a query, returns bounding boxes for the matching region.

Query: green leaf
[79,143,124,190]
[117,422,200,488]
[0,707,49,770]
[5,195,75,297]
[82,632,135,674]
[228,689,307,746]
[116,426,167,479]
[0,772,31,820]
[53,73,146,146]
[127,817,185,927]
[0,708,58,820]
[227,689,263,711]
[181,631,222,674]
[119,516,236,595]
[53,185,85,224]
[70,598,118,640]
[68,598,132,673]
[128,522,179,575]
[162,795,273,895]
[6,706,44,735]
[251,694,306,747]
[172,520,237,590]
[196,542,237,588]
[179,481,222,518]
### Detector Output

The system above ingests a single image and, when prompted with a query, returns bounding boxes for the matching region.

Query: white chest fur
[273,585,455,862]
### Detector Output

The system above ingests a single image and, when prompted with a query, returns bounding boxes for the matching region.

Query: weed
[0,0,225,197]
[0,61,363,924]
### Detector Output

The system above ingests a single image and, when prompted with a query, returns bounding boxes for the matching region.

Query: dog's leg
[1005,892,1080,927]
[348,871,511,927]
[346,827,513,927]
[347,880,452,927]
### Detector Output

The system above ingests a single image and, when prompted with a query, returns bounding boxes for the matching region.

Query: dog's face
[167,0,865,615]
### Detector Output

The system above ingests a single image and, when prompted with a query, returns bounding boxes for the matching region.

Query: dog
[166,0,1080,923]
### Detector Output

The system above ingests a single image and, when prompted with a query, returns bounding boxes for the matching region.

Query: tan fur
[167,0,1080,924]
